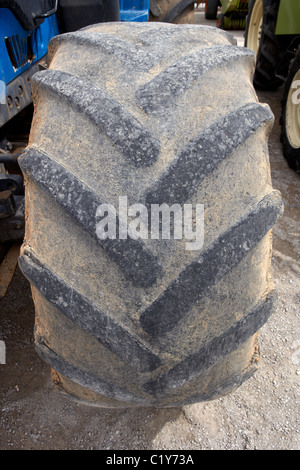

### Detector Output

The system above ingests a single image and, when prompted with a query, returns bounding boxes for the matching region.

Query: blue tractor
[0,0,122,130]
[0,1,59,129]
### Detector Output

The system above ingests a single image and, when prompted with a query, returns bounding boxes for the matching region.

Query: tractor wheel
[19,22,282,407]
[245,0,291,90]
[205,0,219,20]
[149,0,195,24]
[281,48,300,172]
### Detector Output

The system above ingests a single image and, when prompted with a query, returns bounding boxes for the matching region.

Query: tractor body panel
[275,0,300,36]
[0,8,59,127]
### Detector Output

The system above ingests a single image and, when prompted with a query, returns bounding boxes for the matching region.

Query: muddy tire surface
[18,22,283,407]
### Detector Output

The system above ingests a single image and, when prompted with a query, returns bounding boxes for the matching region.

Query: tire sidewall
[246,0,287,90]
[205,0,219,20]
[281,48,300,171]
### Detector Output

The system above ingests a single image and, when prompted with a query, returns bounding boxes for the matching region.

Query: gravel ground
[0,8,299,451]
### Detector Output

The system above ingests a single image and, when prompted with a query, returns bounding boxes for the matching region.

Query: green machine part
[218,0,249,30]
[275,0,300,35]
[221,0,248,13]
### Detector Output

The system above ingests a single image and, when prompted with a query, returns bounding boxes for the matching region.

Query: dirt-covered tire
[245,0,291,90]
[149,0,195,24]
[18,22,283,408]
[205,0,219,20]
[280,48,300,172]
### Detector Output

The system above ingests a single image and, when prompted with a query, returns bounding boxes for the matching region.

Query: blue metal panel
[0,8,59,86]
[119,0,150,22]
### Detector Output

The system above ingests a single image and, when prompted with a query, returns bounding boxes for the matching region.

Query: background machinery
[245,0,300,171]
[205,0,249,30]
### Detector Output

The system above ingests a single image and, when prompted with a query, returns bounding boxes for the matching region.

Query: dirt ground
[0,8,299,451]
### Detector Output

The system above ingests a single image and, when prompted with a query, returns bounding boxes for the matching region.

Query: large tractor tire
[18,23,283,408]
[205,0,219,20]
[149,0,195,24]
[280,48,300,172]
[245,0,291,90]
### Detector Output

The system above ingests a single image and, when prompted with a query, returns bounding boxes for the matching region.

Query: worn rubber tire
[280,48,300,172]
[205,0,219,20]
[149,0,195,24]
[245,0,291,90]
[19,22,283,408]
